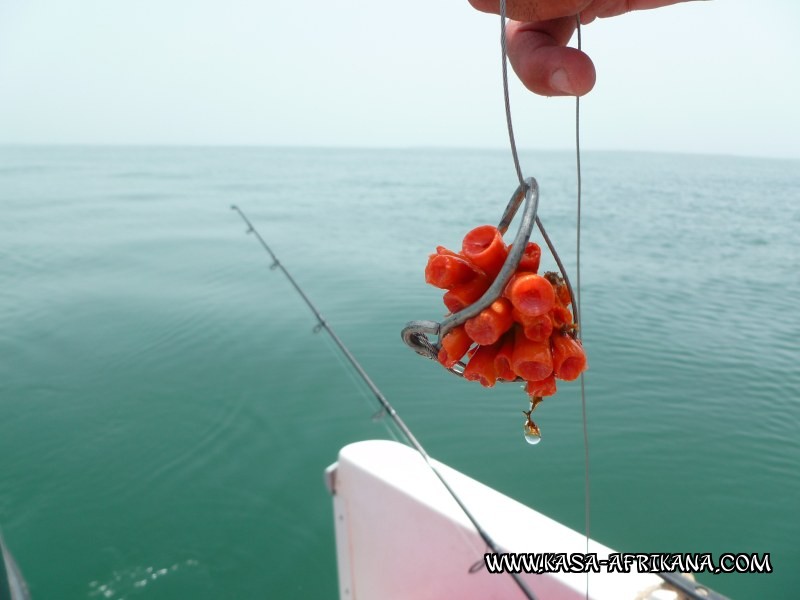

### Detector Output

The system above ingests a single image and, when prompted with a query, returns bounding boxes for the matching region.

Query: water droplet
[523,413,541,445]
[524,430,542,445]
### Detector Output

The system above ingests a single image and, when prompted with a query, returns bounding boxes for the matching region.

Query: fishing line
[567,18,721,600]
[500,0,524,187]
[495,6,726,599]
[230,205,538,600]
[574,15,592,599]
[497,0,580,352]
[499,1,592,595]
[317,327,404,444]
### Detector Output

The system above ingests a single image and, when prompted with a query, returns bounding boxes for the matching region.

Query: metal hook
[401,177,539,379]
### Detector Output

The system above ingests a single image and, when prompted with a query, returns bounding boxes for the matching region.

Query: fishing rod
[230,209,729,600]
[230,204,539,600]
[0,532,30,600]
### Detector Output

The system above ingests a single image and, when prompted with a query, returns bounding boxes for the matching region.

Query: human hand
[468,0,697,96]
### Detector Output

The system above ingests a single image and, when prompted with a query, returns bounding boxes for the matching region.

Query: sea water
[1,146,798,599]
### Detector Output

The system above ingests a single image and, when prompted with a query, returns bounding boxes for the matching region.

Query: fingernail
[550,69,574,95]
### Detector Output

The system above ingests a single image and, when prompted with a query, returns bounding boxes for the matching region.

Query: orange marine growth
[525,374,557,398]
[504,273,556,317]
[551,333,588,381]
[442,275,492,313]
[512,310,553,343]
[461,225,508,279]
[511,326,553,382]
[550,304,573,328]
[465,298,514,345]
[463,342,501,388]
[425,253,484,290]
[424,227,586,405]
[438,325,473,369]
[493,332,517,381]
[517,241,542,273]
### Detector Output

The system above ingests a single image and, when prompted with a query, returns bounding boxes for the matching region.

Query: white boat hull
[326,440,679,600]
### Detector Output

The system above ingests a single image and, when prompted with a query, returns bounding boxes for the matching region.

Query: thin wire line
[574,15,592,600]
[575,25,583,327]
[569,23,726,600]
[499,5,589,598]
[500,0,524,187]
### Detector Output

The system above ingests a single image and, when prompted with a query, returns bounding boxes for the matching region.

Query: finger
[506,18,596,96]
[468,0,593,23]
[580,0,700,23]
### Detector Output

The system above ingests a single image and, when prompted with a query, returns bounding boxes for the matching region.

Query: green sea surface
[1,147,798,599]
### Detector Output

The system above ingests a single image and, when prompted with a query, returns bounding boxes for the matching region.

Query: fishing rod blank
[230,204,538,600]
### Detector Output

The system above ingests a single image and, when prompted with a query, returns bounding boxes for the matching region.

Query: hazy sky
[1,0,798,159]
